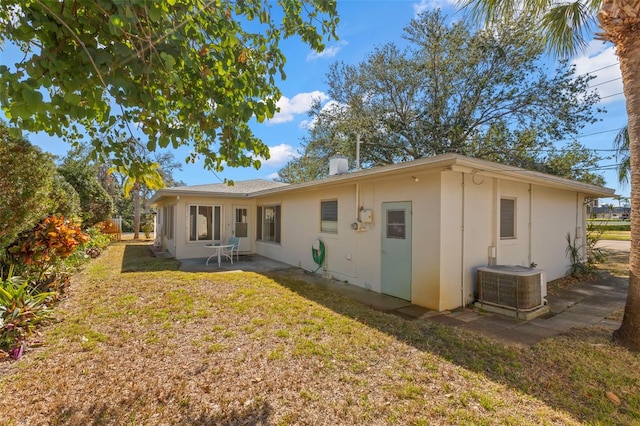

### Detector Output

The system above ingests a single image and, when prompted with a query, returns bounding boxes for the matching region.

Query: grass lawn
[598,231,631,241]
[1,242,639,425]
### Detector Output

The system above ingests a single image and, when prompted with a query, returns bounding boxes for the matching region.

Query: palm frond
[459,0,602,58]
[613,125,630,186]
[541,2,599,58]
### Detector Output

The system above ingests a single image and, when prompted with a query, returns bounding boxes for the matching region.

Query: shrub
[0,124,58,255]
[8,215,89,292]
[65,226,112,266]
[0,268,55,359]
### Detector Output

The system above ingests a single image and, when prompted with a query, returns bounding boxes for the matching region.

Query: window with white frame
[256,205,281,243]
[188,205,221,242]
[320,200,338,233]
[163,205,174,240]
[500,198,516,239]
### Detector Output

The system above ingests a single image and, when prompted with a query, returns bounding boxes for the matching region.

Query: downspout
[576,193,582,261]
[461,172,466,307]
[355,182,360,224]
[355,133,361,171]
[528,184,532,265]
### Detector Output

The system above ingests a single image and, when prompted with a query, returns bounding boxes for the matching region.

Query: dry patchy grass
[0,242,639,425]
[597,249,630,278]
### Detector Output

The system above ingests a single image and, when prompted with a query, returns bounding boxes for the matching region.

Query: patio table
[205,244,234,267]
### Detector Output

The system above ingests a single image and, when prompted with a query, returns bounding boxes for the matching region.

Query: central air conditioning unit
[476,265,548,320]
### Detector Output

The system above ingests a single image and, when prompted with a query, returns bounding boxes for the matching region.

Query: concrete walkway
[423,275,627,347]
[174,248,629,348]
[275,266,628,347]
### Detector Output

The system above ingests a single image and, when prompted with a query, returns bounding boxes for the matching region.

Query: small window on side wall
[320,200,338,233]
[500,198,516,239]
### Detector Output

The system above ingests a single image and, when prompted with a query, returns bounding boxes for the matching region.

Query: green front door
[381,202,412,301]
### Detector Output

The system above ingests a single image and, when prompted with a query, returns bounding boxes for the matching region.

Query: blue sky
[0,1,629,200]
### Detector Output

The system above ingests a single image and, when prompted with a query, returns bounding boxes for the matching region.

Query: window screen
[500,198,516,239]
[188,205,221,241]
[386,209,406,239]
[320,200,338,233]
[257,205,281,243]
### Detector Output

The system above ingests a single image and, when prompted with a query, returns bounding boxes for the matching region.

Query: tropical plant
[0,268,56,359]
[109,160,165,239]
[141,215,155,240]
[8,215,89,292]
[462,0,640,350]
[614,125,630,186]
[586,221,608,264]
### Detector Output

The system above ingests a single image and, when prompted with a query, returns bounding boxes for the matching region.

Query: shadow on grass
[264,272,640,425]
[120,243,180,273]
[51,398,272,425]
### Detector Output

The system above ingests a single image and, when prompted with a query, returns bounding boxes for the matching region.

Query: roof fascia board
[452,157,615,198]
[151,153,615,203]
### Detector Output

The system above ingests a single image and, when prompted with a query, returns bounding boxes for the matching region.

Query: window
[500,198,516,239]
[188,205,221,242]
[163,205,174,240]
[257,205,281,243]
[386,209,406,239]
[320,200,338,233]
[234,208,248,238]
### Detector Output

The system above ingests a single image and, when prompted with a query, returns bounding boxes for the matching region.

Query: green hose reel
[311,239,325,273]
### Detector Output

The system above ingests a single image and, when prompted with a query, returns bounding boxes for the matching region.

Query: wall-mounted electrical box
[359,209,373,223]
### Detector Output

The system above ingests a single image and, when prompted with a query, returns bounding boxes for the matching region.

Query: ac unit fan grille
[478,270,542,310]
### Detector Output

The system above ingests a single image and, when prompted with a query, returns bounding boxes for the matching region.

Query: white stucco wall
[153,165,592,312]
[255,172,443,310]
[459,173,495,308]
[438,172,584,309]
[156,196,258,260]
[497,180,533,267]
[531,187,584,281]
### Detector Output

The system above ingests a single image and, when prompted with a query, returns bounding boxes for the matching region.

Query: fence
[99,217,123,241]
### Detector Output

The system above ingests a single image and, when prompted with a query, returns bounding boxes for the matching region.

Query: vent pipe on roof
[329,155,348,176]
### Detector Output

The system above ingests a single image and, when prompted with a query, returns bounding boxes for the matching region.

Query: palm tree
[614,125,630,186]
[109,162,164,240]
[462,0,640,350]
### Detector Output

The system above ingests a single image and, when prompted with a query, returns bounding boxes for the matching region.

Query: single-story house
[150,153,615,312]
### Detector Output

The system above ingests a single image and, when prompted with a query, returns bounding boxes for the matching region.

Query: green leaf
[160,52,176,70]
[21,86,43,106]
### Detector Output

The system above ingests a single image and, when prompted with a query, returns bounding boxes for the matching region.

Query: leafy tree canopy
[58,148,114,227]
[0,122,81,254]
[0,0,339,177]
[279,10,604,185]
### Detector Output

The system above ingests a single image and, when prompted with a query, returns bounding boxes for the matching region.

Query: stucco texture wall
[255,172,443,310]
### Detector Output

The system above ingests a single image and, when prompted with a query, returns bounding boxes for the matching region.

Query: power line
[552,127,624,144]
[600,92,624,100]
[589,77,622,88]
[582,62,619,74]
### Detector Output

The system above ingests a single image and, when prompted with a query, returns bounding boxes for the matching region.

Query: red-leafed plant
[8,215,89,292]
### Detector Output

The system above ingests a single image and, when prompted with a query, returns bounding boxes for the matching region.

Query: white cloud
[264,172,280,180]
[413,0,456,16]
[301,100,348,130]
[260,143,300,167]
[571,41,622,104]
[269,91,329,124]
[307,41,348,60]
